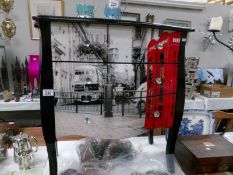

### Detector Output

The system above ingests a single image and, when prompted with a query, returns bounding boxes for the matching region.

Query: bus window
[75,71,84,75]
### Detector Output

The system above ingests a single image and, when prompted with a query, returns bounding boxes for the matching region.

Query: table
[21,127,84,146]
[184,95,233,111]
[184,96,205,110]
[1,132,233,175]
[0,96,40,112]
[1,95,232,112]
[197,95,233,111]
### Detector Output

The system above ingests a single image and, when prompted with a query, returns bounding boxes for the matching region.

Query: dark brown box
[174,135,233,175]
[200,84,233,98]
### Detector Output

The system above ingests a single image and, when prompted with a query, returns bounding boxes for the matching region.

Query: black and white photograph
[51,22,148,120]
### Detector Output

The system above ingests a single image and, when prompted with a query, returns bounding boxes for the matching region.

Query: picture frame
[164,19,191,28]
[121,12,141,39]
[121,12,140,22]
[28,0,64,40]
[160,19,191,39]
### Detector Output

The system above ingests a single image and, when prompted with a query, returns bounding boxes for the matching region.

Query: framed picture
[28,0,64,40]
[121,12,141,39]
[121,12,140,22]
[197,68,224,84]
[160,19,191,39]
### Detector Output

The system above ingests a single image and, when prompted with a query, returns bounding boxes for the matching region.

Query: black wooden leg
[166,32,187,154]
[149,130,154,144]
[46,143,57,175]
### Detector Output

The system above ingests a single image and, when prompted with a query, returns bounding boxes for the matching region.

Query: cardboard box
[200,84,233,98]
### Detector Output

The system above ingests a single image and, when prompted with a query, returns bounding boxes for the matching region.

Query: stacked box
[185,57,199,98]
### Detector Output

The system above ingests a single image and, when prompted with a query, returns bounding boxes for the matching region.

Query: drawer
[147,64,178,95]
[147,32,181,63]
[145,94,176,128]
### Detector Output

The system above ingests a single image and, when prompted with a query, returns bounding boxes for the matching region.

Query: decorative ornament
[1,56,9,90]
[24,57,29,94]
[12,57,22,102]
[76,3,94,18]
[1,18,16,38]
[0,0,14,13]
[2,90,14,102]
[104,0,121,19]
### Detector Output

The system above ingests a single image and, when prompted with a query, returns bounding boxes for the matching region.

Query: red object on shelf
[145,32,181,130]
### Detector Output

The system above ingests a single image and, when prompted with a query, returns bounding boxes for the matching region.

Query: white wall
[65,1,233,68]
[0,0,233,89]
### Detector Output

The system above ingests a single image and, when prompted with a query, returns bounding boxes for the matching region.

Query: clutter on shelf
[0,54,40,102]
[185,57,199,98]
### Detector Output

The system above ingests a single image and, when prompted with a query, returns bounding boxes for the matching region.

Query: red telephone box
[145,32,181,130]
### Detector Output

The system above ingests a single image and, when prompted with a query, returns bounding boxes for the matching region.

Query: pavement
[55,112,146,139]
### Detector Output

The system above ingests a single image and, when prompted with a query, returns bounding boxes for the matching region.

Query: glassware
[12,132,38,170]
[76,0,94,18]
[104,0,121,19]
[0,133,8,160]
[18,152,33,170]
[28,54,40,99]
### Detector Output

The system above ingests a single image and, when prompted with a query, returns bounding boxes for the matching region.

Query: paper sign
[43,89,54,96]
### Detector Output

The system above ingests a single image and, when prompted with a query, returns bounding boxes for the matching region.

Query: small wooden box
[175,135,233,175]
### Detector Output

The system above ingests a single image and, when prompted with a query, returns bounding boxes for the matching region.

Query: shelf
[33,15,195,33]
[0,96,40,111]
[1,95,231,112]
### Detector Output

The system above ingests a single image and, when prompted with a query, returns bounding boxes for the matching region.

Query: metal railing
[54,90,147,117]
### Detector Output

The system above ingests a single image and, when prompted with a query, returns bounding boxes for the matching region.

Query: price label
[43,89,54,96]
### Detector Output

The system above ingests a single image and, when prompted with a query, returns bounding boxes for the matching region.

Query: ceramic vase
[28,54,40,97]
